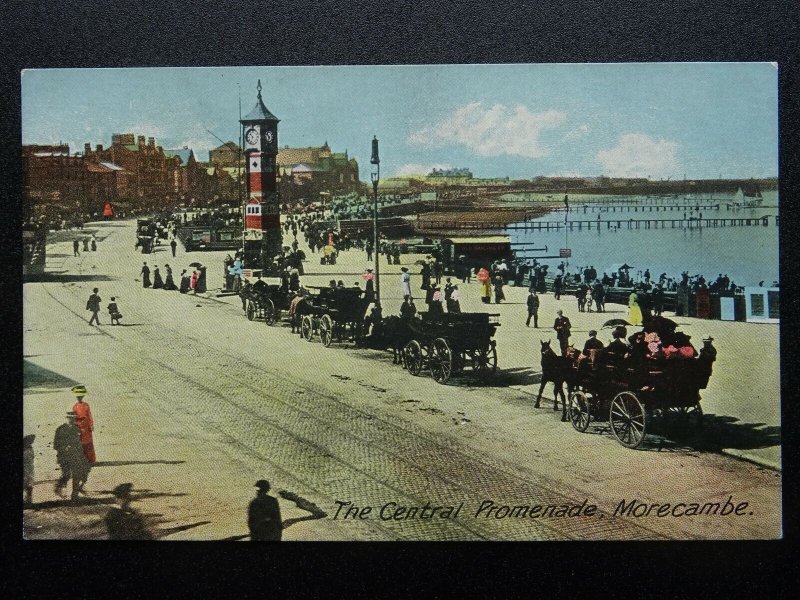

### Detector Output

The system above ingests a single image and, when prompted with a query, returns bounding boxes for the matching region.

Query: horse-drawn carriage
[241,283,293,325]
[566,357,708,448]
[402,312,500,384]
[299,286,368,347]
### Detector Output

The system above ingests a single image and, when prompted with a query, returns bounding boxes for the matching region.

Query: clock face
[265,129,274,143]
[245,128,259,146]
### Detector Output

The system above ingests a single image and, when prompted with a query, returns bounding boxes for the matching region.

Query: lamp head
[370,135,380,165]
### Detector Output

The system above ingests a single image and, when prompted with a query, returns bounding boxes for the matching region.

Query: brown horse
[289,295,312,334]
[534,340,576,421]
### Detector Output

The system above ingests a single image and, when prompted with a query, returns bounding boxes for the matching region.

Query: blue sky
[21,63,778,180]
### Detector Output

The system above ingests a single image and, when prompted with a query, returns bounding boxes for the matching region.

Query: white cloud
[564,123,590,141]
[408,102,566,159]
[394,163,452,177]
[595,133,679,178]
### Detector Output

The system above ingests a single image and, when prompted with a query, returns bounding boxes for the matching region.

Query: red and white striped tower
[241,80,281,271]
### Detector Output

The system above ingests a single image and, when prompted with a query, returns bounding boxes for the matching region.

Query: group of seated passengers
[574,325,711,372]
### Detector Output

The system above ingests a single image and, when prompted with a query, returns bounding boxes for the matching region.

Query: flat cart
[402,312,500,384]
[300,287,367,347]
[567,354,711,449]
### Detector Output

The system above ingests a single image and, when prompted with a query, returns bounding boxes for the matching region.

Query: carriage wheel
[429,338,453,384]
[320,314,334,347]
[263,298,277,325]
[569,390,591,433]
[246,301,256,321]
[472,344,498,378]
[301,315,314,341]
[404,340,424,376]
[609,391,647,449]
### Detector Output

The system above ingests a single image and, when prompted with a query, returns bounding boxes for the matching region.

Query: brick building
[209,141,241,168]
[85,134,176,202]
[23,144,131,217]
[277,141,360,194]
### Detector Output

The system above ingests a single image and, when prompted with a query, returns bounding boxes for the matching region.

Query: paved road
[23,219,781,540]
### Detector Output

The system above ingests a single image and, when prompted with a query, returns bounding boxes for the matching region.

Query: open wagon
[299,286,367,346]
[402,312,500,384]
[567,352,712,449]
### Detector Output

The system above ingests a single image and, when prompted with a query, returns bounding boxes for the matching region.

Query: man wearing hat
[86,287,102,326]
[71,385,96,463]
[553,310,572,355]
[582,330,605,355]
[606,326,629,365]
[526,289,540,327]
[248,480,282,541]
[53,411,90,500]
[696,335,718,388]
[105,483,152,540]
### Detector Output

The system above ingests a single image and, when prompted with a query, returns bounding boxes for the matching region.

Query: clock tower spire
[241,80,281,273]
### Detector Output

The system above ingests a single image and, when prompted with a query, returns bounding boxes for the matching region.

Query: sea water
[506,191,779,287]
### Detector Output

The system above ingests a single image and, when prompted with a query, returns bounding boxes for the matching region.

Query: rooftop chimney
[84,143,91,155]
[138,135,145,147]
[97,144,103,152]
[148,137,155,147]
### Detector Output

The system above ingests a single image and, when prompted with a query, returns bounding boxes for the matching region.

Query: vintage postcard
[22,64,780,541]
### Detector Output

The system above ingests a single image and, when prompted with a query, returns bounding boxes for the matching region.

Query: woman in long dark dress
[164,264,176,290]
[195,266,207,293]
[152,267,164,289]
[141,262,151,288]
[179,269,190,294]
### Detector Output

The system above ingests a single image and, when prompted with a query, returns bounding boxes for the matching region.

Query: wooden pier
[507,215,776,231]
[552,203,722,214]
[420,215,777,232]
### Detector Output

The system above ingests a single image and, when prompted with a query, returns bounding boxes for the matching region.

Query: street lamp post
[370,136,380,306]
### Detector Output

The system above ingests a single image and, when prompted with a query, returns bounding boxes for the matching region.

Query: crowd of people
[139,261,206,295]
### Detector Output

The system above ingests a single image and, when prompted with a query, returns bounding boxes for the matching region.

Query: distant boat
[731,185,763,208]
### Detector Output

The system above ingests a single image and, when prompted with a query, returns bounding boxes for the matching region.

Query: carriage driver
[582,330,605,355]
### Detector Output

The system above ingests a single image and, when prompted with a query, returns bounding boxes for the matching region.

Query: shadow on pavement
[647,413,781,453]
[24,488,210,540]
[577,413,781,455]
[93,460,186,467]
[23,360,80,389]
[27,273,118,283]
[489,367,542,387]
[24,490,188,511]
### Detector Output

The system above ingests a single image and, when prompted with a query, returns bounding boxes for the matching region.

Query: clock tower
[241,79,281,272]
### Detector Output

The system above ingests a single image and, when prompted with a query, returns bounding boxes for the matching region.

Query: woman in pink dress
[71,385,96,463]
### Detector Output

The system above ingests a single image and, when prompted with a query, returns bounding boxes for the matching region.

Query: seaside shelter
[440,236,512,270]
[743,286,780,323]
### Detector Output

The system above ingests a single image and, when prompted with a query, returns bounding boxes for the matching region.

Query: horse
[383,316,417,365]
[289,295,313,334]
[534,340,576,422]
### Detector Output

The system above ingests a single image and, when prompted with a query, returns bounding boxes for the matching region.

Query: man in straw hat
[71,385,96,463]
[105,483,152,540]
[53,412,90,500]
[248,480,282,541]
